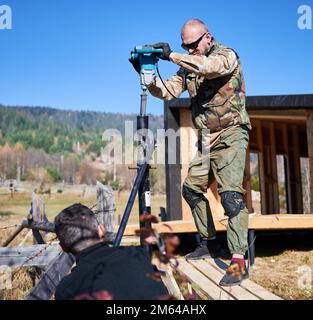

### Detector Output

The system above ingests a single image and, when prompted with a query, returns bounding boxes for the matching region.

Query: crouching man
[54,203,168,300]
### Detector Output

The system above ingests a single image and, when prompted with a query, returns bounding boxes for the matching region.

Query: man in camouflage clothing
[130,19,251,286]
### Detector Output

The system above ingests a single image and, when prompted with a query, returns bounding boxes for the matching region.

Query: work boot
[219,261,249,287]
[185,239,225,260]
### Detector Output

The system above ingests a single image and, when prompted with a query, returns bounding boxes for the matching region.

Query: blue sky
[0,0,312,115]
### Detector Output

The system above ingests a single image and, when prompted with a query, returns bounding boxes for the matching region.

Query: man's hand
[153,43,172,60]
[129,57,141,74]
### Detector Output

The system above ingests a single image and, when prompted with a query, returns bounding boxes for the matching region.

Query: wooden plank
[287,125,303,213]
[32,192,47,222]
[269,122,280,214]
[31,193,48,245]
[205,258,282,300]
[180,110,197,221]
[255,120,267,214]
[282,123,292,213]
[159,265,184,300]
[292,125,303,213]
[306,111,313,213]
[0,244,61,268]
[121,214,313,235]
[18,230,33,247]
[189,260,259,300]
[248,109,307,121]
[96,181,115,233]
[175,259,233,300]
[262,123,274,214]
[164,104,183,221]
[179,108,225,220]
[25,252,75,300]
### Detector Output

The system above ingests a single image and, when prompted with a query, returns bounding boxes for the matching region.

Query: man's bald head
[181,19,213,55]
[181,19,208,36]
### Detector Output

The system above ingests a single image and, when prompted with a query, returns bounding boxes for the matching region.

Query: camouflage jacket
[148,40,251,133]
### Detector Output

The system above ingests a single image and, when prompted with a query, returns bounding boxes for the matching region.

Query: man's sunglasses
[181,33,207,51]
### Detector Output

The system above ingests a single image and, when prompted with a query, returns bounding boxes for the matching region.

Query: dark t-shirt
[55,242,168,300]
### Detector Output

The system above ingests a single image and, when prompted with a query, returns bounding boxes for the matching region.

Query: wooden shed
[162,94,313,232]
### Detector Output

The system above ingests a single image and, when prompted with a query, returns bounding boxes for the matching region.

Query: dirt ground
[249,232,313,300]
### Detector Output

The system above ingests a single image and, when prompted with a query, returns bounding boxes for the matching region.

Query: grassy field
[0,189,166,225]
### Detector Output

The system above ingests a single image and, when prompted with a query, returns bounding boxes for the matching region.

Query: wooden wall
[169,107,309,219]
[179,109,225,220]
[250,118,307,214]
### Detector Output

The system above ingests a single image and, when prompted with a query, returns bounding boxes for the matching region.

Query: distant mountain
[0,104,164,155]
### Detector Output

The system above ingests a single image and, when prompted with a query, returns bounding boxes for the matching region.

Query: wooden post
[306,111,313,213]
[164,103,183,221]
[282,123,292,213]
[255,120,267,214]
[269,122,279,214]
[287,125,303,214]
[25,252,75,300]
[96,181,115,233]
[31,193,47,245]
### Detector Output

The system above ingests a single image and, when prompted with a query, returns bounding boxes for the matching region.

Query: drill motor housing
[131,45,163,88]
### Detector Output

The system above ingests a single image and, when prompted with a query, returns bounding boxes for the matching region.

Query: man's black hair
[55,203,100,254]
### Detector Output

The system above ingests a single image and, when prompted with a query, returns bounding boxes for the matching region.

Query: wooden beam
[96,181,115,233]
[180,110,196,221]
[306,111,313,213]
[0,244,61,268]
[175,259,233,300]
[269,122,280,213]
[189,260,259,300]
[282,123,292,213]
[255,120,267,214]
[25,252,75,300]
[290,125,303,213]
[157,265,184,300]
[204,258,282,300]
[121,214,313,235]
[249,115,306,122]
[164,105,183,221]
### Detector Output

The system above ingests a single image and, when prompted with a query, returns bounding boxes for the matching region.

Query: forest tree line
[0,105,164,189]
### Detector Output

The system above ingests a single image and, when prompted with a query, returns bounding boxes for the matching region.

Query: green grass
[0,190,166,225]
[0,211,14,217]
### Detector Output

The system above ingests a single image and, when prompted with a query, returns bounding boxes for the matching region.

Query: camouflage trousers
[183,125,249,255]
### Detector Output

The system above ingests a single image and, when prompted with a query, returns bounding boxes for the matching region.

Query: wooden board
[180,110,197,221]
[0,244,61,268]
[158,265,184,300]
[121,214,313,235]
[25,252,75,300]
[189,260,259,300]
[96,181,115,233]
[307,111,313,213]
[202,258,282,300]
[173,258,281,300]
[179,110,226,219]
[175,259,233,300]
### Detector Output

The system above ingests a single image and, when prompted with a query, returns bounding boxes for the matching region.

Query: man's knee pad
[221,191,245,219]
[182,185,206,210]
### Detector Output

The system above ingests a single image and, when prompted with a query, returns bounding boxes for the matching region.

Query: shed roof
[165,94,313,110]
